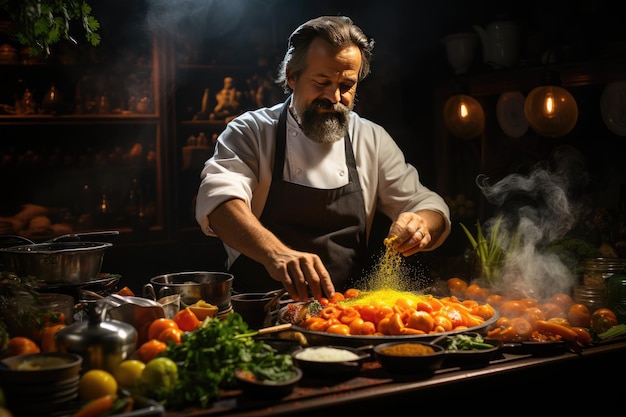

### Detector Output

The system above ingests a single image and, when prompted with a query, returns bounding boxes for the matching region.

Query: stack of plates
[0,353,83,416]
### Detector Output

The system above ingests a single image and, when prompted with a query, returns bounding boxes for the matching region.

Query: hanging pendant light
[524,70,578,138]
[443,90,485,140]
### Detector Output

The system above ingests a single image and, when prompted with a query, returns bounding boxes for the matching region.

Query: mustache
[308,99,349,114]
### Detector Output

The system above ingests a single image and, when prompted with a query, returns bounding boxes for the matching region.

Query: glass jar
[573,285,608,312]
[606,269,626,323]
[582,258,626,288]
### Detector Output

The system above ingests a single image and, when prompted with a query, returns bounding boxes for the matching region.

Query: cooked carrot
[71,394,117,417]
[535,319,578,342]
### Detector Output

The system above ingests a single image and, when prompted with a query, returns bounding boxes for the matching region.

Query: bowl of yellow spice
[374,341,445,375]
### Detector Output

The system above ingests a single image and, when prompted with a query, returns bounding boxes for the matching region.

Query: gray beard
[300,101,350,144]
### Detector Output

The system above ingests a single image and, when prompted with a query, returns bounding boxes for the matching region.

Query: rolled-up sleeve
[195,107,280,235]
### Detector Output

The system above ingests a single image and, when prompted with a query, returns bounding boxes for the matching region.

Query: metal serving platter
[288,310,499,348]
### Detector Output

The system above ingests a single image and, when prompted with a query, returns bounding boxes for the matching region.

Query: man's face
[288,37,362,144]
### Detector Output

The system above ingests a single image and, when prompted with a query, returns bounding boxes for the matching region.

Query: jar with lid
[606,268,626,323]
[582,258,626,288]
[573,285,608,313]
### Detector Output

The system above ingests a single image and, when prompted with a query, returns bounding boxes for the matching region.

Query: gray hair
[276,16,375,93]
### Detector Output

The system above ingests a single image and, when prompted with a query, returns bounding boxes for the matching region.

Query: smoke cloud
[476,145,591,298]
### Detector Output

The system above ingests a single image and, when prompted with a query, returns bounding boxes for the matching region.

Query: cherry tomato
[326,323,350,335]
[538,302,565,319]
[464,284,489,302]
[406,310,435,333]
[499,300,527,318]
[4,336,40,357]
[343,288,360,299]
[485,294,505,308]
[148,318,180,340]
[590,307,618,334]
[549,293,575,313]
[136,339,167,363]
[567,303,591,328]
[358,304,377,323]
[328,292,345,304]
[432,314,453,332]
[157,327,183,345]
[447,277,468,298]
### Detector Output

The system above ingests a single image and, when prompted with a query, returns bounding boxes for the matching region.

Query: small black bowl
[234,367,302,398]
[374,341,445,375]
[256,337,303,355]
[291,345,370,378]
[433,333,502,368]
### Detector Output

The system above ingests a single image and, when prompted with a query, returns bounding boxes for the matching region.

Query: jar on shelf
[573,285,608,313]
[582,258,626,288]
[606,269,626,323]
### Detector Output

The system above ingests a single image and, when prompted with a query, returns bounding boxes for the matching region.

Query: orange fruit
[406,310,435,332]
[148,318,179,340]
[173,308,202,332]
[447,277,468,298]
[136,339,167,363]
[157,327,183,345]
[4,337,40,357]
[568,303,591,328]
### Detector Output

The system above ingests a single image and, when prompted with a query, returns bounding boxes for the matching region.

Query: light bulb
[443,94,485,140]
[524,85,578,138]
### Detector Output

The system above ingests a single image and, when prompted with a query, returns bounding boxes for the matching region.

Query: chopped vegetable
[444,333,494,350]
[598,324,626,340]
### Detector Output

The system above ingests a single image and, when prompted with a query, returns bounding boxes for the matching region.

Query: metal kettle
[55,299,137,374]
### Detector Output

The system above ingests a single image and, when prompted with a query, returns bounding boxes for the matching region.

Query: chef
[195,15,451,302]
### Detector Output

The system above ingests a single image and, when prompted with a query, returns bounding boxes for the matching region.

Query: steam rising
[476,146,590,298]
[143,0,254,39]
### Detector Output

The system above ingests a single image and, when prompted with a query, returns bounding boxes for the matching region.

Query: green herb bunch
[160,313,295,408]
[0,0,101,56]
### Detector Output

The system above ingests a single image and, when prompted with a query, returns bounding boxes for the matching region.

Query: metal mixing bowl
[0,241,112,284]
[144,271,233,310]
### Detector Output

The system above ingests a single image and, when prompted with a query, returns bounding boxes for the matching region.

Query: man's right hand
[263,248,335,302]
[209,198,335,302]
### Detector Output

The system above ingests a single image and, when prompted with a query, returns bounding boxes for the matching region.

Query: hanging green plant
[0,0,100,56]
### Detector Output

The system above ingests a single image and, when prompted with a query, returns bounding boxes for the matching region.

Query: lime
[114,359,146,389]
[140,357,178,394]
[78,369,118,401]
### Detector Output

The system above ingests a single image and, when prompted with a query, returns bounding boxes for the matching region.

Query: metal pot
[55,300,137,373]
[0,241,112,284]
[143,271,233,310]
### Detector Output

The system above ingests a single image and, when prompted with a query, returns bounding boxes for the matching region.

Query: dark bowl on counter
[291,345,370,378]
[235,367,302,398]
[432,332,502,368]
[374,341,446,375]
[256,336,303,355]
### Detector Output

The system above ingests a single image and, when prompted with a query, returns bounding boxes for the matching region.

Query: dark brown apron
[229,98,367,293]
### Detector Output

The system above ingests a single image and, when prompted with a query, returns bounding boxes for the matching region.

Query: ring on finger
[416,230,425,239]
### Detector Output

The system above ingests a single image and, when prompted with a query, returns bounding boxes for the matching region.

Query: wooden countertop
[164,338,626,416]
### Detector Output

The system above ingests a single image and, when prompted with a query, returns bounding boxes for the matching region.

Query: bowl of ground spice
[374,341,445,374]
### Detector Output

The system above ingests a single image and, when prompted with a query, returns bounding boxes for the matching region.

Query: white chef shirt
[195,101,451,268]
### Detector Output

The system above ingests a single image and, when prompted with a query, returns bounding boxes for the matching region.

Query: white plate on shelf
[601,81,626,136]
[496,91,529,138]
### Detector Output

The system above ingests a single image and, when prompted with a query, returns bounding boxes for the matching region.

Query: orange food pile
[445,277,611,347]
[300,288,496,336]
